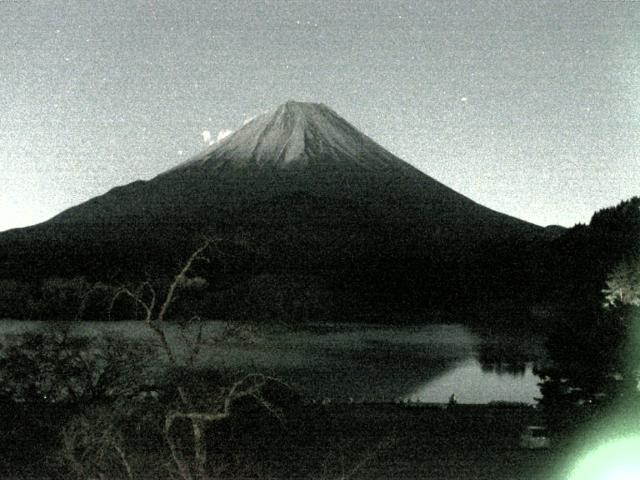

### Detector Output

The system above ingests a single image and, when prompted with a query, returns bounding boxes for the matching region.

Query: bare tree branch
[184,317,204,368]
[163,372,290,480]
[157,238,216,324]
[110,286,153,323]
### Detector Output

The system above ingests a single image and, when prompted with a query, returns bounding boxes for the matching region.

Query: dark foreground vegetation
[0,197,638,478]
[0,389,561,480]
[0,327,633,480]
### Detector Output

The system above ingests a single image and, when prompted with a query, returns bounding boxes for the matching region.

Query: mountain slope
[0,101,544,316]
[41,101,537,238]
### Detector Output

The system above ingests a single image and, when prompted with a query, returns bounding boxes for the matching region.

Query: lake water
[0,320,543,404]
[407,358,540,404]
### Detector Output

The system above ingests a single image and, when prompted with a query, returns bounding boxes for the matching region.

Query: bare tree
[164,373,287,480]
[110,237,287,480]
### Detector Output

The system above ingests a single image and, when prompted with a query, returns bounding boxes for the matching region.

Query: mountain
[0,101,545,319]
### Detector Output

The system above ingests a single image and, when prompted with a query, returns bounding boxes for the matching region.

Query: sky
[1,0,638,232]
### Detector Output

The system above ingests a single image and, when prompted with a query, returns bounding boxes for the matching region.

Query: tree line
[535,197,640,429]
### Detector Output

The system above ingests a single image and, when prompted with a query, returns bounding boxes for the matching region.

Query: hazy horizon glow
[1,0,639,232]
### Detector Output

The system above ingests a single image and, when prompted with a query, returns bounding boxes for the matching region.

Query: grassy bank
[290,403,562,480]
[0,402,568,479]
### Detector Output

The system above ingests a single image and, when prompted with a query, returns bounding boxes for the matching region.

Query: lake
[0,320,543,404]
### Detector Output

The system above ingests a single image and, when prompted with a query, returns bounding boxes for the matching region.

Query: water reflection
[405,331,545,404]
[480,361,528,376]
[477,338,539,371]
[406,358,541,405]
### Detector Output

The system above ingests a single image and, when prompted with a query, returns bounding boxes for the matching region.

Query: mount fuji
[0,101,544,316]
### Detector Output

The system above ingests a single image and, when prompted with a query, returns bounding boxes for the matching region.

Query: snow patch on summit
[216,129,233,142]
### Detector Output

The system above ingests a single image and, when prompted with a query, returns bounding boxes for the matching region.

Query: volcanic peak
[175,100,407,173]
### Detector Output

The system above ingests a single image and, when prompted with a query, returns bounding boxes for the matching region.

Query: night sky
[1,0,638,232]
